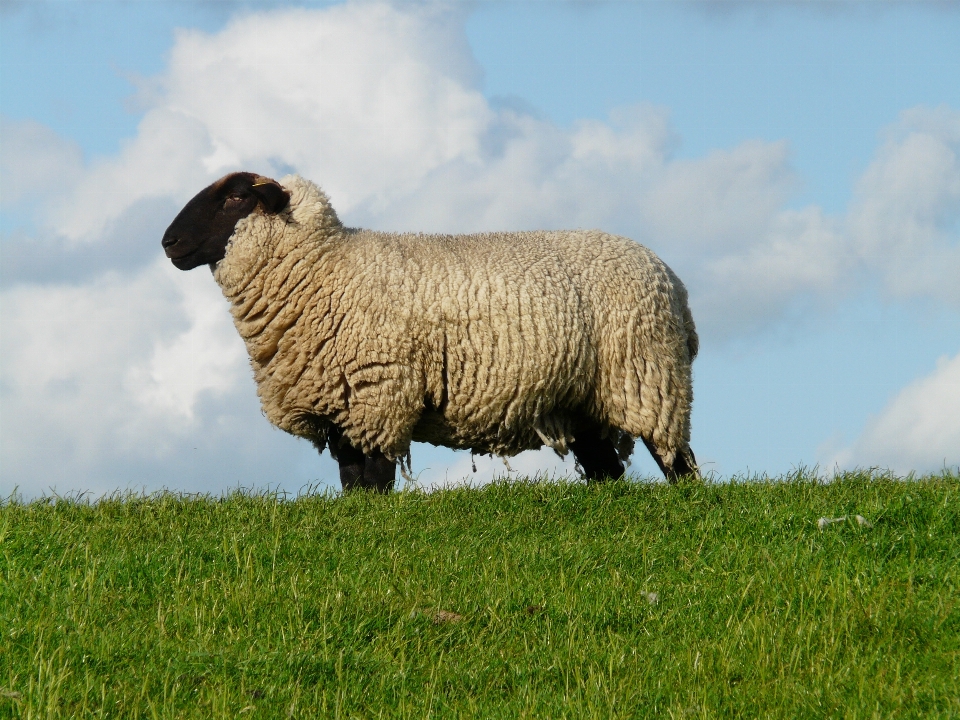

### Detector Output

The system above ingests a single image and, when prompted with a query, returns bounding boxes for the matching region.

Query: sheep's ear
[250,177,290,214]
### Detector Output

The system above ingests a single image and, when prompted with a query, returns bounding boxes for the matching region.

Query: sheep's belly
[410,409,474,449]
[411,409,541,455]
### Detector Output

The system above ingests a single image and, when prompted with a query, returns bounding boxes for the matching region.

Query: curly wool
[213,176,698,466]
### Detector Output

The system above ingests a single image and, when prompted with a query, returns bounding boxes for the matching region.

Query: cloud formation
[848,106,960,307]
[827,351,960,474]
[0,117,84,214]
[2,2,958,496]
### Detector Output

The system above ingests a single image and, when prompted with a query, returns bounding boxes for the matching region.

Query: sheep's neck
[218,226,338,365]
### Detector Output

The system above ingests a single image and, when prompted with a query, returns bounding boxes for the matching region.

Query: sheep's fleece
[212,175,698,469]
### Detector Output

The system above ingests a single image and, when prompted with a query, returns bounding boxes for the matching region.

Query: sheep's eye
[224,194,245,207]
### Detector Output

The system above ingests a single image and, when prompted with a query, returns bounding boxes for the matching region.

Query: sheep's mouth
[167,246,205,270]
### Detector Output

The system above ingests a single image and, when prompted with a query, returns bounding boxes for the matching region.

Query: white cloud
[0,261,225,475]
[51,3,491,241]
[51,109,216,243]
[122,263,245,424]
[826,351,960,474]
[0,257,340,497]
[848,105,960,307]
[0,117,84,214]
[643,139,797,255]
[697,206,849,335]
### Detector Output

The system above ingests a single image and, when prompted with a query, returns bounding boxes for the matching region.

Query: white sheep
[161,172,699,491]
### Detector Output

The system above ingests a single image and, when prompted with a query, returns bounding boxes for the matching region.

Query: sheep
[161,172,699,492]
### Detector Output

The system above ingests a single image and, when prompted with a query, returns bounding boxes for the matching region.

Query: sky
[1,0,958,499]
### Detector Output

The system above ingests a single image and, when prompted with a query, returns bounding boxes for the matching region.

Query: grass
[1,470,958,718]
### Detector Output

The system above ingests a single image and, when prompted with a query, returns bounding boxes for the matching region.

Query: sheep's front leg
[328,428,395,493]
[332,443,395,493]
[332,440,366,490]
[362,452,396,494]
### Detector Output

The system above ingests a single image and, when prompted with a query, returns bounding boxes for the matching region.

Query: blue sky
[1,0,958,497]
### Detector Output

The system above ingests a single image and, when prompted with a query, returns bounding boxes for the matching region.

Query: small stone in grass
[818,516,845,529]
[526,604,544,615]
[818,514,872,530]
[643,591,659,605]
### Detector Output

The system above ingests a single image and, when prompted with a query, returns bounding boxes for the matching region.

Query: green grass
[2,471,958,718]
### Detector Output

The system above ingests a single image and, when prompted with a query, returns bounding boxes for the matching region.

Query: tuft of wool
[213,176,698,466]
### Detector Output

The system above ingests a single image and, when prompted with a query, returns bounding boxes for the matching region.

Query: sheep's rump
[221,182,697,466]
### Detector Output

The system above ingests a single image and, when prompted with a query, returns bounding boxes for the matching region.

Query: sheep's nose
[161,233,179,249]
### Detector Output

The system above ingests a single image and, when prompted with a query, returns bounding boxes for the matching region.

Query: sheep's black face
[161,172,290,270]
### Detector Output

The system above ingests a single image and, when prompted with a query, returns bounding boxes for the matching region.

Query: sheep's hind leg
[571,426,625,482]
[671,447,698,481]
[642,438,698,484]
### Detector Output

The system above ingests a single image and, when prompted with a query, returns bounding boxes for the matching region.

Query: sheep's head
[161,172,290,270]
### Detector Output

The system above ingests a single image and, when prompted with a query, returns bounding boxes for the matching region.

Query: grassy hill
[2,471,958,718]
